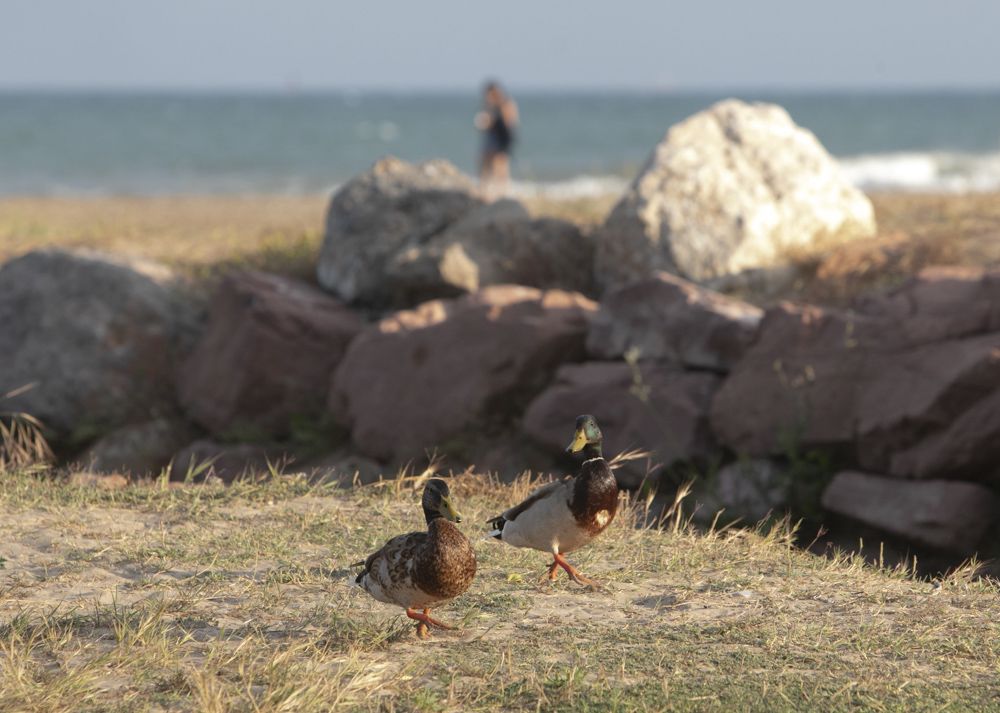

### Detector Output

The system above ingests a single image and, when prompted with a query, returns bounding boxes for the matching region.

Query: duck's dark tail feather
[486,516,506,540]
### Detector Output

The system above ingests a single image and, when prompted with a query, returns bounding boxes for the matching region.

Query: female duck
[355,479,477,638]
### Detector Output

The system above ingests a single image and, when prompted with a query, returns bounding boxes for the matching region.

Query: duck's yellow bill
[441,496,462,523]
[566,428,588,453]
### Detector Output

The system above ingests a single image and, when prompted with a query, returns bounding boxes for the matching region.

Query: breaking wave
[839,151,1000,192]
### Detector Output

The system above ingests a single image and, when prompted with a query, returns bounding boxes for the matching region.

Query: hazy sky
[3,0,999,91]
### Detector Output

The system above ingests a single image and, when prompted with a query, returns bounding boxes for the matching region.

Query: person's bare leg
[480,150,497,200]
[493,153,510,197]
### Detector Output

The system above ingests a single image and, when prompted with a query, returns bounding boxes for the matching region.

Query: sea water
[1,90,999,197]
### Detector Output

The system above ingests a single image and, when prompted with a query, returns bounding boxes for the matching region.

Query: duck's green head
[566,414,603,456]
[422,478,462,524]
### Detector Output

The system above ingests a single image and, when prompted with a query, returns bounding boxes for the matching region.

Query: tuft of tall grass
[0,404,53,471]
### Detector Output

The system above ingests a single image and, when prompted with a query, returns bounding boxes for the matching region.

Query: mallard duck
[354,478,477,638]
[487,415,618,586]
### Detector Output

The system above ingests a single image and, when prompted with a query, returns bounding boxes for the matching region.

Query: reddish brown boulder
[856,333,1000,477]
[710,302,887,454]
[587,272,762,370]
[821,470,998,553]
[858,266,1000,343]
[522,361,720,487]
[711,268,1000,482]
[887,389,1000,481]
[330,285,596,462]
[178,271,363,438]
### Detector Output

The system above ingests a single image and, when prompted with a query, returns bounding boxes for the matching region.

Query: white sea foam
[512,151,1000,200]
[839,151,1000,192]
[510,174,630,200]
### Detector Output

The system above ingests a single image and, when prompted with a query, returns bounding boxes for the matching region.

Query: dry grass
[783,191,1000,305]
[1,388,55,471]
[0,195,327,284]
[0,193,612,293]
[1,465,999,712]
[0,415,52,472]
[4,191,1000,308]
[522,194,619,227]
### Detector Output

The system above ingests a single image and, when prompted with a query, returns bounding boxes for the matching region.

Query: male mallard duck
[354,478,477,638]
[487,415,618,586]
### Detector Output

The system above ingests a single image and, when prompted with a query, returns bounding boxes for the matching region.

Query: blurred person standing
[475,80,518,199]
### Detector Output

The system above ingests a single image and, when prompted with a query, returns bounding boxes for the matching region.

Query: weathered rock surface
[694,459,788,525]
[857,265,1000,343]
[0,249,194,439]
[587,272,763,370]
[316,157,482,305]
[387,200,594,296]
[594,99,876,291]
[330,285,596,462]
[711,268,1000,482]
[178,271,362,438]
[170,439,278,483]
[821,471,998,553]
[316,159,593,306]
[522,361,720,488]
[79,418,198,476]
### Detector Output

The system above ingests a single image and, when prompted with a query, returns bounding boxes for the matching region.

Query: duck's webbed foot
[552,552,601,588]
[406,607,454,638]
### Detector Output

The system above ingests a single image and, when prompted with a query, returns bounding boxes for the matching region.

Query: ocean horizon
[2,89,999,198]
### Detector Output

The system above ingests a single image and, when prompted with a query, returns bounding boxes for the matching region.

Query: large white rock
[594,100,876,291]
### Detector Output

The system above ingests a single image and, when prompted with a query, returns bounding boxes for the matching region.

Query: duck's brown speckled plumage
[356,502,476,610]
[413,519,477,598]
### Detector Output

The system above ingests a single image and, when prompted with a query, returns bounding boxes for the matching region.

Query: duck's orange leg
[405,608,454,638]
[550,552,600,587]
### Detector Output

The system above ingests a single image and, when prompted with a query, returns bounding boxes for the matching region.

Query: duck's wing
[354,530,427,605]
[487,477,572,540]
